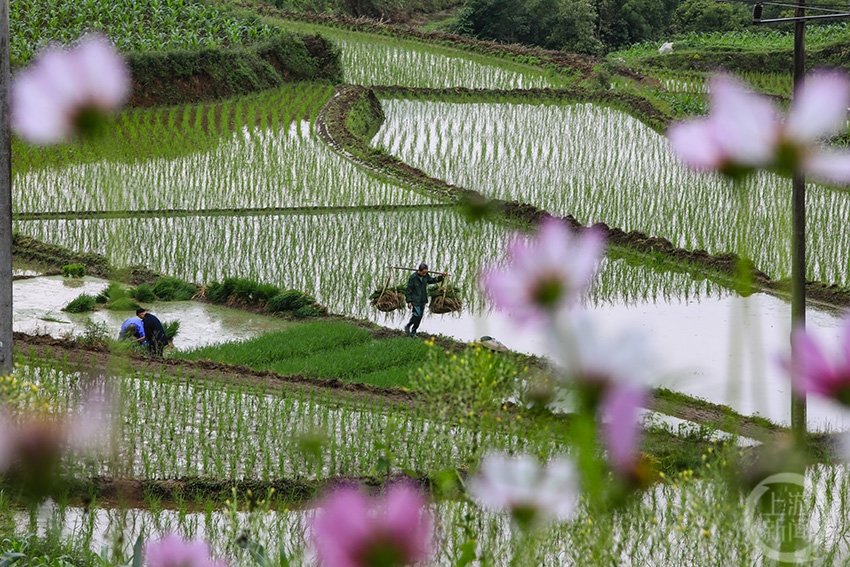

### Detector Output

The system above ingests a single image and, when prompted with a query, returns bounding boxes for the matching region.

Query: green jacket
[406,272,443,305]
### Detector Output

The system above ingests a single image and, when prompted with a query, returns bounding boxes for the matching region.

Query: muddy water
[376,293,849,431]
[13,276,289,349]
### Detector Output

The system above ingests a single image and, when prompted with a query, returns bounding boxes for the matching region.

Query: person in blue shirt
[119,315,145,345]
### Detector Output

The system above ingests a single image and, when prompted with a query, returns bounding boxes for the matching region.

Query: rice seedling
[12,357,569,483]
[373,98,850,286]
[14,208,730,321]
[13,84,438,213]
[8,446,850,565]
[610,24,850,62]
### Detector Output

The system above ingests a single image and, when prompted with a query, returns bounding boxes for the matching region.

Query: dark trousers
[405,304,425,334]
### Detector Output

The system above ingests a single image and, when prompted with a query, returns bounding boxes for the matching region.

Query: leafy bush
[77,320,111,347]
[130,284,157,303]
[414,344,520,417]
[151,276,197,301]
[61,263,85,278]
[62,293,97,313]
[268,289,313,312]
[294,304,324,318]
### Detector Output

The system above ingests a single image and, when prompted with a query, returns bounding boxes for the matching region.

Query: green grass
[178,321,430,387]
[611,25,850,62]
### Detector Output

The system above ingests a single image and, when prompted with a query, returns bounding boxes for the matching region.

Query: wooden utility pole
[790,0,808,440]
[0,0,12,375]
[752,0,850,437]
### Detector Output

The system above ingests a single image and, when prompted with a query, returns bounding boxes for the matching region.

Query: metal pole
[791,0,807,438]
[0,0,11,375]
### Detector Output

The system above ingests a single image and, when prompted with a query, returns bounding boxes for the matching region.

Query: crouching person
[136,307,168,356]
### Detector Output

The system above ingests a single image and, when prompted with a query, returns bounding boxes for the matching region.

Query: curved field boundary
[43,473,430,508]
[13,203,454,222]
[316,84,850,310]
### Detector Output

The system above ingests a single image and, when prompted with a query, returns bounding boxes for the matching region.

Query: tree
[546,0,603,54]
[671,0,748,34]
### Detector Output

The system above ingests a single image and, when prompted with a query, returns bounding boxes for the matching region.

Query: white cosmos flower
[468,453,579,529]
[12,34,130,145]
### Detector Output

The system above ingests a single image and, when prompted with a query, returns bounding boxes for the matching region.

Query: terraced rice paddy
[373,98,850,285]
[14,85,438,213]
[14,209,729,318]
[18,470,850,567]
[276,20,574,89]
[11,356,850,565]
[18,359,565,482]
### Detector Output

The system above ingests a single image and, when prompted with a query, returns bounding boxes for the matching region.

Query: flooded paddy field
[10,464,850,566]
[14,207,848,429]
[276,20,575,90]
[12,276,290,350]
[373,98,850,286]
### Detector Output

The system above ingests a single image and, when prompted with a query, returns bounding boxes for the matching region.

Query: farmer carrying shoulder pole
[404,262,447,337]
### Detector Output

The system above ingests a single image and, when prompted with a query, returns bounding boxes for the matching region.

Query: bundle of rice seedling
[370,289,406,312]
[429,295,462,314]
[428,282,462,314]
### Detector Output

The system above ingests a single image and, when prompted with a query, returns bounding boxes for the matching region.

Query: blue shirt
[120,317,145,339]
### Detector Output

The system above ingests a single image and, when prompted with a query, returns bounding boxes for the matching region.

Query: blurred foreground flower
[783,318,850,405]
[12,34,130,145]
[0,390,111,501]
[468,453,579,531]
[145,534,227,567]
[668,71,850,184]
[312,484,432,567]
[480,218,605,325]
[600,384,649,481]
[551,317,655,410]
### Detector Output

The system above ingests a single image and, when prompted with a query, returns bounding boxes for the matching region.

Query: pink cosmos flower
[145,534,226,567]
[600,384,647,476]
[480,218,605,325]
[468,453,579,530]
[668,71,850,184]
[311,484,432,567]
[0,389,112,501]
[12,34,130,145]
[783,318,850,404]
